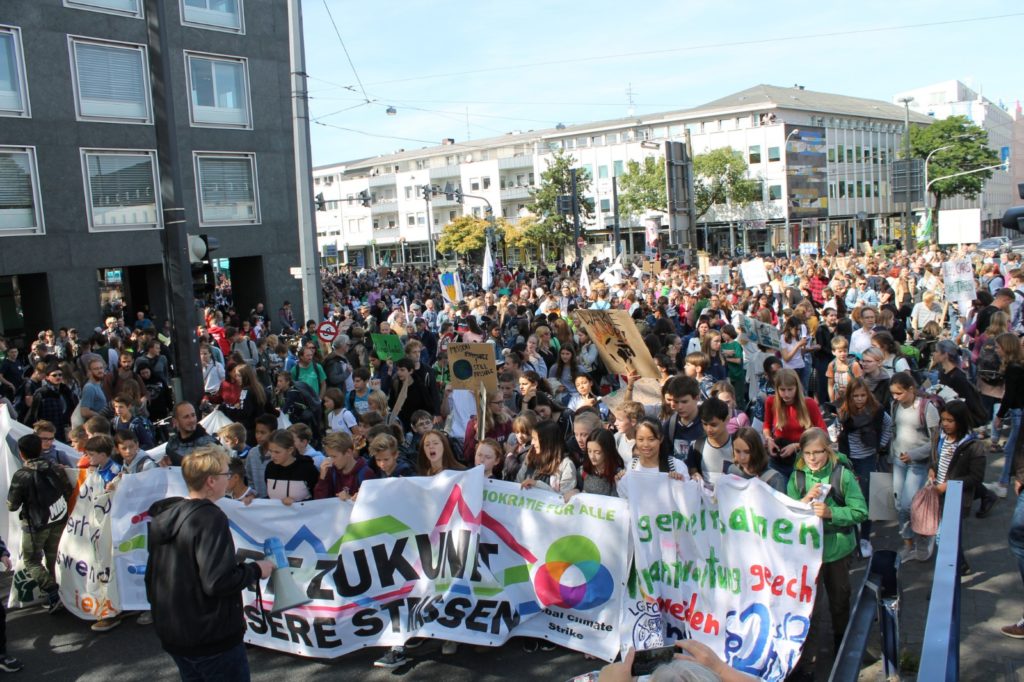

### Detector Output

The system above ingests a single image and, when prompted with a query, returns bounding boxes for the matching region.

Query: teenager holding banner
[763,369,826,481]
[517,421,577,496]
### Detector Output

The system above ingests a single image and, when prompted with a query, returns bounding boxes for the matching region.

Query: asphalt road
[6,596,599,681]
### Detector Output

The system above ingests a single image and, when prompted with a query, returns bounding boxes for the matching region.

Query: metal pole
[571,168,581,264]
[423,185,435,267]
[612,176,621,258]
[145,0,201,405]
[899,97,915,250]
[783,129,800,260]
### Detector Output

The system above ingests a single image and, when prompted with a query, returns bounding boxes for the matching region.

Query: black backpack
[26,466,70,532]
[977,336,1003,386]
[286,382,323,434]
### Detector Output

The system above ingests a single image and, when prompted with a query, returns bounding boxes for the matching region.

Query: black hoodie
[145,496,261,657]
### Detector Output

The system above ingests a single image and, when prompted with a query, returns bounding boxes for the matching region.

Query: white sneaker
[898,545,916,564]
[859,539,873,558]
[986,482,1008,499]
[915,538,935,562]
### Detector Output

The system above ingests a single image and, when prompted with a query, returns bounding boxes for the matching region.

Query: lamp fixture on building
[386,106,397,116]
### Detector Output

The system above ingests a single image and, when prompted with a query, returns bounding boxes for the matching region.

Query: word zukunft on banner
[622,473,823,682]
[106,467,632,660]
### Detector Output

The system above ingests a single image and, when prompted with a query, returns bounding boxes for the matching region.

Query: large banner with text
[622,473,822,682]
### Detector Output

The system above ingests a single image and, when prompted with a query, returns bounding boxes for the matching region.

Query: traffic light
[422,184,433,200]
[315,193,326,211]
[358,190,372,207]
[187,234,219,299]
[557,194,573,215]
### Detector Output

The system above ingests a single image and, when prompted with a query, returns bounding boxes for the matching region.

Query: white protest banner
[57,471,119,621]
[707,266,729,287]
[740,258,769,287]
[757,323,781,350]
[941,258,977,313]
[623,472,822,682]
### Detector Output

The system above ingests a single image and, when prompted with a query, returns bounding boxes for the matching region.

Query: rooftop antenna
[626,83,636,117]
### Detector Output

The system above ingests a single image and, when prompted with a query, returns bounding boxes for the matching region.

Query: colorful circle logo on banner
[533,535,614,610]
[451,359,474,381]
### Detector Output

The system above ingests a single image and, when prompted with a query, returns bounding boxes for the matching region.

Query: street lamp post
[898,97,915,250]
[421,184,436,268]
[783,128,801,258]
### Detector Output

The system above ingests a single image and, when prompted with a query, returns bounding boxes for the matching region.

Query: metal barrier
[829,550,900,681]
[918,479,963,682]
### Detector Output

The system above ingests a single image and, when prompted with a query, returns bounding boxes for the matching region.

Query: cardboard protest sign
[698,252,710,275]
[740,316,760,346]
[448,342,498,394]
[941,259,977,313]
[824,238,839,256]
[707,266,729,287]
[575,309,660,380]
[757,322,781,350]
[623,473,822,681]
[861,241,873,255]
[834,256,849,273]
[740,258,769,287]
[371,333,405,361]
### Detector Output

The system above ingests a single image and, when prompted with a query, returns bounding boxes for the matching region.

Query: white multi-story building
[314,84,935,266]
[893,80,1015,232]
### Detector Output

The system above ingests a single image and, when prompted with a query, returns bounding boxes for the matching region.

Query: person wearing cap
[324,336,354,393]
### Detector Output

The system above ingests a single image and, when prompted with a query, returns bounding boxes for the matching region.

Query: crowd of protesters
[3,239,1024,679]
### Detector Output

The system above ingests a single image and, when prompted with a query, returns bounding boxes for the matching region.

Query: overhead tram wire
[322,0,373,105]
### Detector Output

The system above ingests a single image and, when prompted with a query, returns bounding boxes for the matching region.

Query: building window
[613,160,624,176]
[0,26,29,118]
[600,198,611,211]
[837,145,844,162]
[598,165,609,179]
[69,37,152,123]
[829,184,836,199]
[846,148,854,163]
[64,0,142,17]
[482,177,491,189]
[767,146,780,162]
[827,147,835,163]
[748,146,761,164]
[407,214,415,226]
[856,181,863,198]
[768,185,781,201]
[470,178,480,191]
[194,152,259,225]
[81,149,160,231]
[180,0,244,33]
[186,53,250,128]
[0,146,43,235]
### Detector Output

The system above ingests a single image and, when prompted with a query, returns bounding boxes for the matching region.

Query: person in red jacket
[763,368,826,480]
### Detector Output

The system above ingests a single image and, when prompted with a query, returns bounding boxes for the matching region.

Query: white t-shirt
[614,432,635,462]
[327,408,357,435]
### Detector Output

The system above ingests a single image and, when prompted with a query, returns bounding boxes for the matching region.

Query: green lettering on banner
[772,518,794,545]
[371,333,405,361]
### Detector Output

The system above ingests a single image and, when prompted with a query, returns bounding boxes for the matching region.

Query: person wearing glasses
[25,364,77,442]
[147,446,274,680]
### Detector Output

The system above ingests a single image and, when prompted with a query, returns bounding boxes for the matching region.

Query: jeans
[813,356,831,405]
[1008,490,1024,589]
[171,642,251,682]
[850,456,875,541]
[1001,409,1022,486]
[892,459,930,540]
[794,364,812,395]
[20,524,62,594]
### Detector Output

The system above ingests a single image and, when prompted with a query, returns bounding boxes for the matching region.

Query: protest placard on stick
[371,333,405,361]
[575,309,660,379]
[449,342,498,394]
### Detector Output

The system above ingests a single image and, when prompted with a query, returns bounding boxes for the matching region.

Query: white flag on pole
[482,240,494,291]
[579,259,591,293]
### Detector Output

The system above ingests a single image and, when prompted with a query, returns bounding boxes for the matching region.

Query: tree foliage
[692,147,761,221]
[617,156,667,219]
[436,215,491,255]
[526,150,594,246]
[909,115,1002,211]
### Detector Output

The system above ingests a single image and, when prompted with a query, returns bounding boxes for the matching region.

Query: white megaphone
[263,537,312,614]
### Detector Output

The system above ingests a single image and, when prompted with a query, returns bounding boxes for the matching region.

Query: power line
[321,0,372,103]
[309,12,1024,91]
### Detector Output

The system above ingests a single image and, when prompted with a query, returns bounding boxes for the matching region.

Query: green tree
[909,115,1002,240]
[693,147,762,221]
[617,156,666,220]
[527,150,594,249]
[503,215,547,261]
[436,215,490,255]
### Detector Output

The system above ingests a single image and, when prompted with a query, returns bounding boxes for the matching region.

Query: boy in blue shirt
[86,435,122,488]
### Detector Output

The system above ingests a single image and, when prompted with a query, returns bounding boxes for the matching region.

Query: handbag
[911,483,941,536]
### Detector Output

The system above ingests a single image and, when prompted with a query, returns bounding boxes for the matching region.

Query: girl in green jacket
[787,427,868,666]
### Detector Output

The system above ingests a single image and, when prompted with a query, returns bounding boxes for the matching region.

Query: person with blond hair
[146,446,273,680]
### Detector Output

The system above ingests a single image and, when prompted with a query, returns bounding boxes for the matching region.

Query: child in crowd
[662,376,704,466]
[288,423,324,468]
[474,439,504,480]
[369,433,413,479]
[86,435,121,487]
[688,397,734,486]
[567,372,609,420]
[702,330,728,383]
[407,410,434,453]
[575,428,623,498]
[617,419,682,499]
[345,367,373,416]
[110,393,156,450]
[417,430,465,477]
[111,431,157,481]
[217,422,250,459]
[764,368,826,480]
[720,325,746,405]
[244,414,278,498]
[827,336,862,404]
[517,421,577,496]
[263,429,318,505]
[710,381,749,434]
[315,432,375,501]
[225,457,256,503]
[751,356,783,423]
[684,351,714,401]
[568,411,602,472]
[503,411,537,481]
[323,387,357,435]
[612,401,645,462]
[728,426,787,493]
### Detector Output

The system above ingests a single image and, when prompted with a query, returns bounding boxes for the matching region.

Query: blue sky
[301,0,1021,166]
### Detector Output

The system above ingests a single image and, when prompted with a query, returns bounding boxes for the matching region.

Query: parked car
[977,236,1010,252]
[1008,237,1024,254]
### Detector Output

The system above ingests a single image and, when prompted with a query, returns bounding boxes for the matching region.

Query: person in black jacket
[146,446,273,680]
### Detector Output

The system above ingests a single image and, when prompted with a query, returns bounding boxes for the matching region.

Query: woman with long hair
[763,368,826,480]
[871,331,910,376]
[837,377,892,558]
[522,335,548,378]
[858,347,892,409]
[417,430,466,476]
[889,372,941,562]
[991,333,1024,498]
[727,426,786,493]
[975,310,1009,447]
[503,410,538,481]
[548,345,579,399]
[780,316,810,393]
[575,428,624,498]
[614,419,683,498]
[702,330,728,383]
[464,389,513,459]
[220,363,268,446]
[517,421,577,496]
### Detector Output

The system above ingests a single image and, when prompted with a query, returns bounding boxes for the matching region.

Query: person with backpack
[323,336,354,393]
[889,372,942,562]
[274,371,323,436]
[787,427,866,673]
[973,310,1009,448]
[988,333,1024,499]
[6,432,74,614]
[291,345,326,398]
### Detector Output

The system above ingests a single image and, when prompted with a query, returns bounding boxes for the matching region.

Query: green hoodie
[787,454,867,563]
